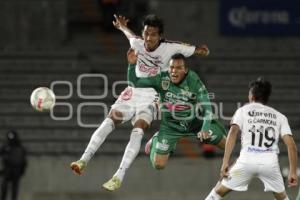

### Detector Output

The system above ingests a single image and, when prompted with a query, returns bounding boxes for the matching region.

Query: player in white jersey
[205,78,298,200]
[70,14,209,191]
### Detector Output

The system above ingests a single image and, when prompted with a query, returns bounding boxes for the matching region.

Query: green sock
[150,136,158,168]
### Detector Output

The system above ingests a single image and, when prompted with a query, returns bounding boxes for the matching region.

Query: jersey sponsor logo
[156,139,169,151]
[181,90,196,100]
[247,146,274,153]
[165,103,191,111]
[137,62,159,76]
[136,51,162,76]
[120,87,133,100]
[165,91,195,102]
[248,110,277,119]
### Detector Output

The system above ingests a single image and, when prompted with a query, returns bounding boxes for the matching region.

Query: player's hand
[197,131,211,143]
[287,172,298,187]
[113,14,129,30]
[220,163,230,178]
[196,44,209,56]
[127,48,137,64]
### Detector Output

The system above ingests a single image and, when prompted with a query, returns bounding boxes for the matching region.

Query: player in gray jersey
[205,78,298,200]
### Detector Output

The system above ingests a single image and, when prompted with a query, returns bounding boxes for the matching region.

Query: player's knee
[108,110,123,125]
[133,119,149,131]
[215,185,231,197]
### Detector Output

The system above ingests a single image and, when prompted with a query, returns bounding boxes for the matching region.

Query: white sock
[80,118,115,163]
[205,188,222,200]
[114,128,144,182]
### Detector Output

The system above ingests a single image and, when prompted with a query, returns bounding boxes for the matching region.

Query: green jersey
[127,64,213,133]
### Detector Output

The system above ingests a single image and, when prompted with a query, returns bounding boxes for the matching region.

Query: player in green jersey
[127,49,227,169]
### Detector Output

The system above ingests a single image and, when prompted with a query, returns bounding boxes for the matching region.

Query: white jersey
[129,37,195,96]
[130,37,195,77]
[232,102,292,164]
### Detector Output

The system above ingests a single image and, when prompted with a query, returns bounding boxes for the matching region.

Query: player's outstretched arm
[282,134,298,187]
[196,80,214,142]
[220,124,239,178]
[113,14,136,39]
[194,44,210,56]
[126,49,137,87]
[196,80,213,132]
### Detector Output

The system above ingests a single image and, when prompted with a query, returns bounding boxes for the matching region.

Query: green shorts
[154,119,227,155]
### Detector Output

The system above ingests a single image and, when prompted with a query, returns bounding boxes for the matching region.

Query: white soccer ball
[30,87,56,112]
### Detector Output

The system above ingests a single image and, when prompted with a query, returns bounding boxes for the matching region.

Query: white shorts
[221,160,285,193]
[111,86,158,125]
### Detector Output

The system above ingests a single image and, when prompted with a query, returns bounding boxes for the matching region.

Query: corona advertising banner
[220,0,300,35]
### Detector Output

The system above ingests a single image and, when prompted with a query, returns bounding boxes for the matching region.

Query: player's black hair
[143,14,164,34]
[170,54,187,69]
[170,53,186,62]
[249,77,272,104]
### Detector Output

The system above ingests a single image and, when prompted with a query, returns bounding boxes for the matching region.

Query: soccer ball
[30,87,56,112]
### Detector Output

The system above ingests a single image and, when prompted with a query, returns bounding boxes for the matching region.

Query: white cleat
[102,176,122,191]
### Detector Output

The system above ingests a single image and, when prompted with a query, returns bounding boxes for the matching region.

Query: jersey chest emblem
[161,77,170,90]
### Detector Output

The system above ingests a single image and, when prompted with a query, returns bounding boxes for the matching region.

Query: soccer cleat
[102,176,122,191]
[144,137,153,155]
[145,132,159,155]
[70,160,86,175]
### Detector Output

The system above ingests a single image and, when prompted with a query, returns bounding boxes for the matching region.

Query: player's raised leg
[102,124,146,191]
[149,131,173,170]
[102,107,154,191]
[70,109,123,175]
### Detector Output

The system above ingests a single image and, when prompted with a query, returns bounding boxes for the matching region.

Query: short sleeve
[231,108,243,129]
[172,43,196,57]
[280,115,292,136]
[129,37,142,49]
